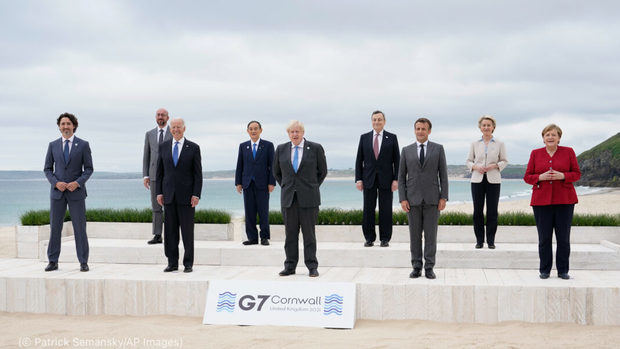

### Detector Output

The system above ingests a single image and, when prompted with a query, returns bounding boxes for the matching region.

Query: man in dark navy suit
[43,113,94,272]
[156,118,203,273]
[235,121,276,246]
[355,110,400,247]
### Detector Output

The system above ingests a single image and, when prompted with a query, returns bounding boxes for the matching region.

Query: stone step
[1,258,619,325]
[84,222,234,241]
[41,239,620,270]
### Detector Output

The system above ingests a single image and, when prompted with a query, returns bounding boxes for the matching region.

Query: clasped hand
[55,181,79,192]
[539,169,565,181]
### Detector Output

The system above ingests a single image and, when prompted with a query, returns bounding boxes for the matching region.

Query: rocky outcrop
[577,133,619,187]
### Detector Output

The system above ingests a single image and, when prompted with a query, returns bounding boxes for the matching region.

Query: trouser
[282,194,319,270]
[533,204,574,275]
[362,179,393,242]
[164,197,195,268]
[471,174,501,245]
[408,203,439,269]
[243,181,271,241]
[48,196,89,264]
[149,180,163,236]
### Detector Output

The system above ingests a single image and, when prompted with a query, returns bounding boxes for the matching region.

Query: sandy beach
[0,190,618,348]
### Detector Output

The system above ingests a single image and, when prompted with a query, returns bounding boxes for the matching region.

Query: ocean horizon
[0,171,604,226]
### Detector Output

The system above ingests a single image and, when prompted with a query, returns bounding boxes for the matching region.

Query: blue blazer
[156,138,203,205]
[44,136,94,201]
[355,130,400,190]
[235,139,276,190]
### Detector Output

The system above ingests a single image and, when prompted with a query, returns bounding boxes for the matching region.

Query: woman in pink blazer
[524,124,581,280]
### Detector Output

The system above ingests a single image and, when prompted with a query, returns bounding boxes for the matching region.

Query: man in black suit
[156,118,203,273]
[355,110,400,247]
[235,121,276,246]
[273,120,327,277]
[43,113,93,272]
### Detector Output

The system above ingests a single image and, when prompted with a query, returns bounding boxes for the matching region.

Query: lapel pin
[306,147,310,150]
[247,146,250,149]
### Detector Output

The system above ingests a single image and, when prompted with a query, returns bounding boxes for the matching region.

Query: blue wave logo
[323,294,343,316]
[216,291,237,313]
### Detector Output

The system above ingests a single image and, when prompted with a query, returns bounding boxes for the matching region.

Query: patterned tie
[252,143,257,159]
[373,133,380,159]
[419,144,425,166]
[293,146,300,173]
[63,139,70,164]
[173,141,179,166]
[158,129,164,144]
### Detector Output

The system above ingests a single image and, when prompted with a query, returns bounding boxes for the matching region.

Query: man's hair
[286,120,305,132]
[414,117,432,130]
[371,110,385,120]
[57,113,78,131]
[247,120,262,129]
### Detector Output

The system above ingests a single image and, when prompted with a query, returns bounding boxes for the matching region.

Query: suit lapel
[55,138,67,166]
[284,142,294,172]
[377,133,391,160]
[421,142,433,170]
[176,140,191,167]
[297,140,310,173]
[255,143,265,161]
[412,144,422,169]
[67,137,79,165]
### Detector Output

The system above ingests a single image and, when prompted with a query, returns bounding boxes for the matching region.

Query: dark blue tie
[252,143,257,159]
[63,140,70,164]
[419,144,425,166]
[173,141,179,166]
[158,129,164,144]
[293,146,300,173]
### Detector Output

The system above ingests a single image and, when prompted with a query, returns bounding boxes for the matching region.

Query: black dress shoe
[80,263,89,272]
[410,268,422,278]
[425,269,436,279]
[475,243,483,249]
[184,266,193,273]
[309,269,319,277]
[364,241,374,247]
[164,265,178,272]
[148,235,162,244]
[243,240,258,245]
[539,272,550,279]
[488,244,496,249]
[279,269,296,276]
[45,262,58,272]
[380,241,389,247]
[558,273,570,280]
[261,239,270,246]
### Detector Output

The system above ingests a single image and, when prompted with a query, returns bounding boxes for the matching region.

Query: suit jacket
[143,126,172,181]
[355,130,400,189]
[235,139,276,190]
[398,141,449,205]
[156,138,203,205]
[466,138,508,183]
[44,136,94,201]
[273,139,328,208]
[524,146,580,206]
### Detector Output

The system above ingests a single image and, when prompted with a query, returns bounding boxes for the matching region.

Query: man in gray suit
[44,113,93,272]
[273,120,327,277]
[143,108,172,244]
[398,117,448,279]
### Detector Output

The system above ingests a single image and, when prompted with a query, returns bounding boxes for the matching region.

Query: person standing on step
[235,120,276,246]
[44,113,93,272]
[273,120,327,278]
[355,110,400,247]
[466,115,508,249]
[143,108,172,244]
[156,118,202,273]
[398,117,448,280]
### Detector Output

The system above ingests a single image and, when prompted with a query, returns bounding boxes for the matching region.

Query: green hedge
[20,208,231,225]
[266,209,619,226]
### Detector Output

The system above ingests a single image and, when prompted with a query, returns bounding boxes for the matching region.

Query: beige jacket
[466,138,508,183]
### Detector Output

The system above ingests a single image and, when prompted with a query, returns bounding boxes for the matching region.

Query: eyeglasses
[156,113,167,116]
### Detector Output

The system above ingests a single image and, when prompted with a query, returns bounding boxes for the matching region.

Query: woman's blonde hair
[541,124,562,138]
[478,115,496,129]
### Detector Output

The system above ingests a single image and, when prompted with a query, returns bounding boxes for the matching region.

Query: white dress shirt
[61,135,75,155]
[251,138,261,153]
[416,140,429,159]
[172,137,185,158]
[373,131,383,151]
[290,139,305,164]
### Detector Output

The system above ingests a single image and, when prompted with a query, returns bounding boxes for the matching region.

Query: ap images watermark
[18,336,183,348]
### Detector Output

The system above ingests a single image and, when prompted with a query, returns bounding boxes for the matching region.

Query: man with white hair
[156,118,203,273]
[273,120,328,277]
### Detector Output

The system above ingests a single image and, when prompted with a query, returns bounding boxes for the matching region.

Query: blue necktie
[293,146,299,173]
[252,143,257,159]
[173,141,179,166]
[63,140,70,164]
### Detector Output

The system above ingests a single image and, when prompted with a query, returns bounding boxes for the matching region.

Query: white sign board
[203,280,356,328]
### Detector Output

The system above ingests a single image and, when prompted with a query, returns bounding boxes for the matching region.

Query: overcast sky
[1,0,618,171]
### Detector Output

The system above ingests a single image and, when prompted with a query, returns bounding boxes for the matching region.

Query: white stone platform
[42,238,620,270]
[1,258,619,325]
